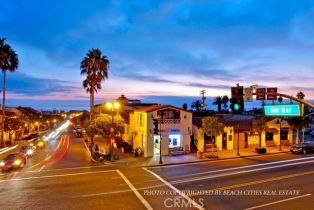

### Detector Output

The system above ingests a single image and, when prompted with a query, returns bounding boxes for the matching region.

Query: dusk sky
[1,0,314,110]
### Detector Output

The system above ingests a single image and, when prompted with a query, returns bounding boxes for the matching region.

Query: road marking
[143,168,205,210]
[210,170,314,192]
[150,152,288,168]
[0,145,18,155]
[116,170,153,210]
[170,155,314,179]
[0,169,117,183]
[244,193,311,210]
[171,159,314,185]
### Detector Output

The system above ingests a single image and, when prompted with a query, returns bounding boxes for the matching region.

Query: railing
[161,119,180,124]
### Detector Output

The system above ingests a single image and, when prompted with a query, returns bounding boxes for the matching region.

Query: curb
[144,151,291,168]
[82,140,100,163]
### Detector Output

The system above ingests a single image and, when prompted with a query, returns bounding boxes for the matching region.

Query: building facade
[125,105,192,157]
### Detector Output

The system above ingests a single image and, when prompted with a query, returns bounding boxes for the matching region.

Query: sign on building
[264,104,303,117]
[244,87,253,102]
[267,87,278,100]
[256,88,266,100]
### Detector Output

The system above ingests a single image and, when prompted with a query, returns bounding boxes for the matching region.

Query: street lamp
[106,101,120,161]
[237,124,240,156]
[277,118,282,151]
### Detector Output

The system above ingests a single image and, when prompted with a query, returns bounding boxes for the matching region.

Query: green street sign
[264,104,303,116]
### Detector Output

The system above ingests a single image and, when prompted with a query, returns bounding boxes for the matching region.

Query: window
[266,132,274,141]
[168,133,181,148]
[280,131,288,140]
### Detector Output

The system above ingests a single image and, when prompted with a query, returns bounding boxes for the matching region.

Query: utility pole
[200,90,206,110]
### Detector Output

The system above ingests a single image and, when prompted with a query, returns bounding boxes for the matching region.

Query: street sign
[256,88,266,100]
[244,87,253,102]
[264,104,302,116]
[267,87,278,100]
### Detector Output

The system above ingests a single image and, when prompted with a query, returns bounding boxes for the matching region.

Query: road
[0,127,314,209]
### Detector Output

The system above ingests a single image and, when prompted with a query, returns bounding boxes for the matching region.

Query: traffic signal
[230,86,244,113]
[153,119,158,135]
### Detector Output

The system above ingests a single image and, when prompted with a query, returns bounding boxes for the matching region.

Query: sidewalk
[86,136,291,167]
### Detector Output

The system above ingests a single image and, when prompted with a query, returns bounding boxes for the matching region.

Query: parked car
[20,146,35,158]
[0,153,27,172]
[290,142,314,154]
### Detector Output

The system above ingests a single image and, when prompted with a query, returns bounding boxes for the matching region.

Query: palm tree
[278,96,283,104]
[191,100,202,112]
[80,49,109,121]
[252,118,268,147]
[182,103,188,110]
[213,96,223,113]
[297,91,305,100]
[0,38,19,147]
[222,95,229,111]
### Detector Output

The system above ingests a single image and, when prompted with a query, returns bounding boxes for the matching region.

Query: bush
[255,147,267,154]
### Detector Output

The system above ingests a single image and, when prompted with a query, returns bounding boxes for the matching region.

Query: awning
[266,128,279,133]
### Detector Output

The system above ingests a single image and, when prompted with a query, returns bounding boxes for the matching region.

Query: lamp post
[277,118,282,151]
[159,112,163,164]
[237,124,240,156]
[106,101,120,161]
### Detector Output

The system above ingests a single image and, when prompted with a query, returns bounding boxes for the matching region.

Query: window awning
[267,128,279,133]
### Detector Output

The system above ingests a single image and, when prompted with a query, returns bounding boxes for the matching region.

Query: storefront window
[266,132,274,141]
[169,133,181,148]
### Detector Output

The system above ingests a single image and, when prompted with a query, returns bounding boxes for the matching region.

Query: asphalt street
[0,127,314,210]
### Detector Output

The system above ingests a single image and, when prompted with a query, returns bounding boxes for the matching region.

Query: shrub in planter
[255,147,267,154]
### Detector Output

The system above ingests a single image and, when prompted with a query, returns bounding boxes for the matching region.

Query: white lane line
[0,145,18,155]
[0,169,117,183]
[116,170,153,210]
[172,159,314,185]
[0,147,8,152]
[171,155,314,179]
[244,193,311,210]
[143,168,205,210]
[150,153,289,168]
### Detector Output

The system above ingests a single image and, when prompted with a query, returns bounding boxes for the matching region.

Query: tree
[182,103,188,110]
[297,91,305,100]
[0,38,19,147]
[202,116,224,152]
[92,113,125,145]
[222,95,229,111]
[80,49,109,121]
[191,100,202,112]
[252,118,268,147]
[213,96,223,113]
[278,96,283,104]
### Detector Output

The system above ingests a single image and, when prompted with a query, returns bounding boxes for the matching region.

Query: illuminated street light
[106,101,120,161]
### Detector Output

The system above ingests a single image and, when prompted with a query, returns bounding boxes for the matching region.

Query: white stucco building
[125,105,192,157]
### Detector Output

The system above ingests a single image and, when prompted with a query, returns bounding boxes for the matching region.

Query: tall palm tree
[278,96,283,104]
[0,38,19,147]
[222,95,229,111]
[297,91,305,100]
[80,49,109,121]
[191,100,202,112]
[213,96,223,113]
